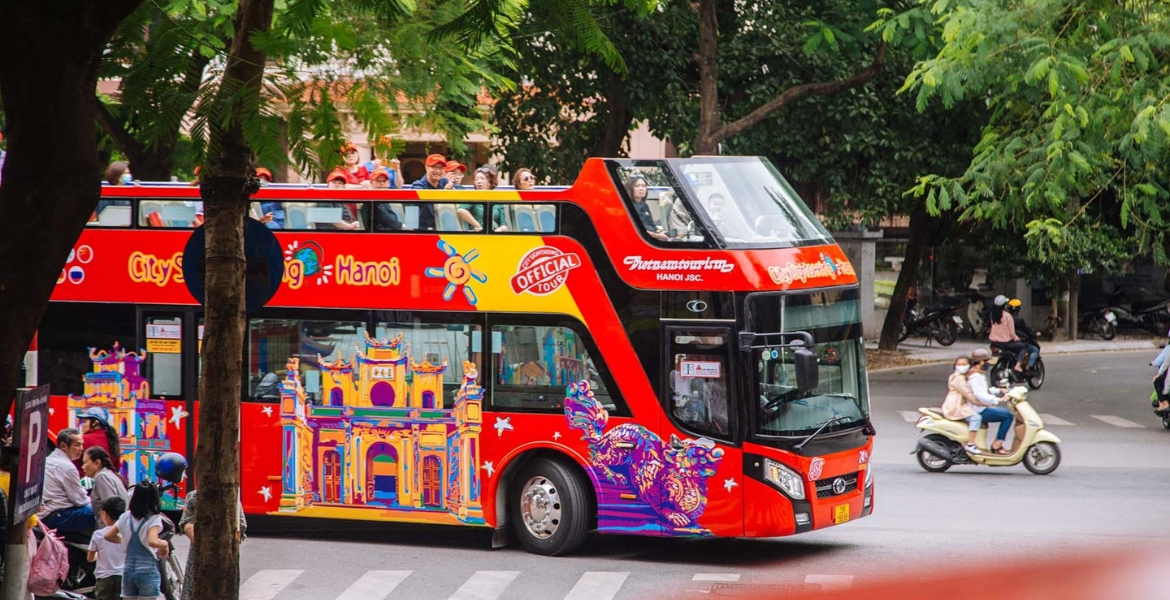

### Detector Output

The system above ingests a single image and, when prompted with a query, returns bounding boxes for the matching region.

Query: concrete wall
[835,229,883,339]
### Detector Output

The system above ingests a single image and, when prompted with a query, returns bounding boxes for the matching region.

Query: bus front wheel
[509,457,591,556]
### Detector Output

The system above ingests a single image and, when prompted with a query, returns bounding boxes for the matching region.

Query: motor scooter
[912,385,1062,474]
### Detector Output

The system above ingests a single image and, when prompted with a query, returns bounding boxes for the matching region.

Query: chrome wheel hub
[520,476,561,539]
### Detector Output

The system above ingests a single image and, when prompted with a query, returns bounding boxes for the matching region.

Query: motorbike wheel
[898,324,910,343]
[1162,413,1170,430]
[1100,322,1116,340]
[1027,359,1045,390]
[989,360,1009,388]
[1023,442,1061,475]
[915,436,952,473]
[934,320,959,346]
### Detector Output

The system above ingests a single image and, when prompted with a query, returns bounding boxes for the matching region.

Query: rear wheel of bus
[510,457,591,556]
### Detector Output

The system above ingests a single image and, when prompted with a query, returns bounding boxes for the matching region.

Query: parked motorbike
[963,291,992,340]
[1106,289,1170,334]
[900,295,963,346]
[912,385,1062,474]
[1077,306,1118,340]
[31,527,96,599]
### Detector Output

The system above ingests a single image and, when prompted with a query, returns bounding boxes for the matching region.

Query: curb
[866,345,1160,374]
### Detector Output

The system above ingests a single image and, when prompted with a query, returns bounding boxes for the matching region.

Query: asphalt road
[187,351,1170,600]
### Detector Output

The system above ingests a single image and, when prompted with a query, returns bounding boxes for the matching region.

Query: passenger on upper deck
[95,161,133,223]
[625,175,668,241]
[513,168,537,191]
[325,169,363,230]
[462,165,508,232]
[371,168,403,231]
[363,135,402,189]
[339,142,370,186]
[443,161,467,189]
[410,154,448,231]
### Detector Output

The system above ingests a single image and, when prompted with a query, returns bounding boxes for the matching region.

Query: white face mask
[956,364,971,375]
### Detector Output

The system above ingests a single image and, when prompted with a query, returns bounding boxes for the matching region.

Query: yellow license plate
[833,504,850,524]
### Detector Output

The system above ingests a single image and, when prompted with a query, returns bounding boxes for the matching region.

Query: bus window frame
[485,313,630,417]
[604,159,714,250]
[486,203,559,235]
[242,307,373,403]
[661,323,739,445]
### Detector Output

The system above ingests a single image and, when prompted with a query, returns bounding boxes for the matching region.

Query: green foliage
[902,0,1170,264]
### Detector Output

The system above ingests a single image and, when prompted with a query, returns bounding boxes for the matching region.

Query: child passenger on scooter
[942,357,984,455]
[89,496,127,600]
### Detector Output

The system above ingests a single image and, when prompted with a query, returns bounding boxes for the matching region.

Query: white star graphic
[493,416,513,438]
[552,431,562,440]
[49,408,55,416]
[258,486,272,502]
[723,478,738,493]
[169,406,189,429]
[261,406,273,417]
[483,461,495,477]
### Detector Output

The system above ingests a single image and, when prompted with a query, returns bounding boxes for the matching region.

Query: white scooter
[912,386,1062,475]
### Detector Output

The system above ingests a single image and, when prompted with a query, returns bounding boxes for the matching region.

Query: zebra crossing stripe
[899,411,921,422]
[692,573,741,582]
[804,574,854,591]
[1091,415,1145,429]
[336,570,413,600]
[446,571,521,600]
[563,572,629,600]
[1039,413,1075,426]
[240,570,304,600]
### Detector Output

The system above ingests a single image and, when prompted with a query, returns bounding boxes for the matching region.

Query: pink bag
[27,522,70,595]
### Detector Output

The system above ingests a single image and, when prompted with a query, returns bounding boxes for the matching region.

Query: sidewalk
[867,337,1163,363]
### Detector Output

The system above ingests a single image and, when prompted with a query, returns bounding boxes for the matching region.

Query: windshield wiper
[793,415,845,453]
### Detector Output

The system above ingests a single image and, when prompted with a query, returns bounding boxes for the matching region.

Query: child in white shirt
[88,496,127,600]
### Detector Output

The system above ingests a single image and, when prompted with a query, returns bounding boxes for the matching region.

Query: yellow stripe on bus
[414,190,524,201]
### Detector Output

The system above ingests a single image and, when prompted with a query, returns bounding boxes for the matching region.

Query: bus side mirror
[794,347,819,392]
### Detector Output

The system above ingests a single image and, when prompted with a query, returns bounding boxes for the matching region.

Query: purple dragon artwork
[564,380,724,535]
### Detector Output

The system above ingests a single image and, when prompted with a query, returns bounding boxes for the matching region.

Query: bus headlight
[764,458,805,500]
[864,465,873,489]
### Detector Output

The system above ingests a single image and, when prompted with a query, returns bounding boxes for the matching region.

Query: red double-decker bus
[35,156,873,555]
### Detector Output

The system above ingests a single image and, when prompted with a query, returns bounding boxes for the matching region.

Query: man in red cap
[443,160,467,189]
[410,154,449,230]
[324,169,362,230]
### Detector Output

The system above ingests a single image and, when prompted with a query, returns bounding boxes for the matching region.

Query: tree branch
[94,98,147,162]
[712,41,888,146]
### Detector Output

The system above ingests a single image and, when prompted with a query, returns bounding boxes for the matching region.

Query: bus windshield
[749,288,870,436]
[674,157,831,248]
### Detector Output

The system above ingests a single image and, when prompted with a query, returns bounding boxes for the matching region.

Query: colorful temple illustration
[279,334,485,525]
[67,343,179,506]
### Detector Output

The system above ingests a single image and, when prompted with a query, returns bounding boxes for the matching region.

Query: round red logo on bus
[510,246,582,296]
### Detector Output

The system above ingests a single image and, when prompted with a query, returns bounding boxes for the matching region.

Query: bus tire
[509,457,591,556]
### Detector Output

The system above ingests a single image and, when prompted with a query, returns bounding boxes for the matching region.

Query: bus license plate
[833,504,850,524]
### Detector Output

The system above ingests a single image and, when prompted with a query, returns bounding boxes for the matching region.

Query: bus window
[373,321,483,402]
[491,324,611,411]
[90,200,133,227]
[305,202,366,231]
[491,204,557,234]
[612,165,702,242]
[138,200,203,228]
[667,330,731,438]
[248,318,365,402]
[38,303,136,396]
[145,317,183,397]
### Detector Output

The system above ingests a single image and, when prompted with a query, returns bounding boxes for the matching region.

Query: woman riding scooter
[988,296,1037,375]
[967,349,1016,455]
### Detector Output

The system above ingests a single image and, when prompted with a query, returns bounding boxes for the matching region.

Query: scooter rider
[40,428,95,533]
[989,296,1031,374]
[967,350,1016,455]
[1153,328,1170,414]
[1006,298,1041,373]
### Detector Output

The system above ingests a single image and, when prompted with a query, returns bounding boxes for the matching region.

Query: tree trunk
[189,0,274,598]
[691,0,886,155]
[1066,272,1079,341]
[694,0,721,155]
[879,206,933,350]
[0,0,142,419]
[589,73,634,158]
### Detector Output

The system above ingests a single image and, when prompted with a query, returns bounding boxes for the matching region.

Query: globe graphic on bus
[293,245,322,276]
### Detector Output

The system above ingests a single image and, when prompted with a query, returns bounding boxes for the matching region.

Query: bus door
[140,307,199,505]
[662,323,743,537]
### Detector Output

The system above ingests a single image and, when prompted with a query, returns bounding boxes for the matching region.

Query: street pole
[2,521,32,600]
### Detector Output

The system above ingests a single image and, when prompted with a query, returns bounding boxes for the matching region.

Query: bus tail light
[764,458,805,500]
